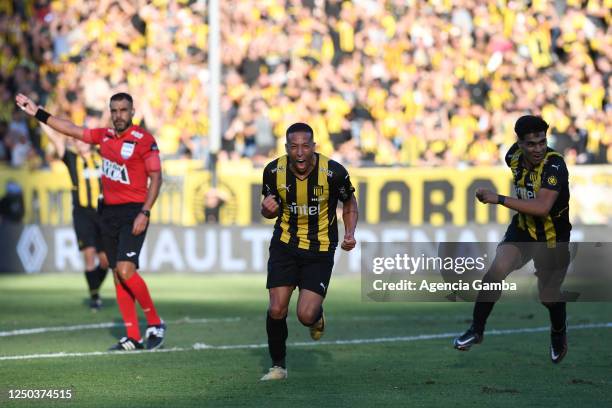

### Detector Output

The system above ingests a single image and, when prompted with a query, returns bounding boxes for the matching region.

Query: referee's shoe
[109,337,144,351]
[453,326,483,351]
[145,321,166,350]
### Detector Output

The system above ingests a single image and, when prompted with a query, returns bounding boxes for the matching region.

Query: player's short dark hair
[110,92,134,107]
[514,115,548,140]
[286,122,314,143]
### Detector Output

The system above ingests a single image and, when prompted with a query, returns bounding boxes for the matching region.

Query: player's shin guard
[543,301,566,332]
[115,281,141,340]
[123,273,161,326]
[85,269,100,299]
[266,312,288,368]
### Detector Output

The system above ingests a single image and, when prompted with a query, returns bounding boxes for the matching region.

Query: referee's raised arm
[15,93,87,140]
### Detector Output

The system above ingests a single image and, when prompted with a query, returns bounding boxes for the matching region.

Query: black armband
[498,195,506,205]
[35,108,51,124]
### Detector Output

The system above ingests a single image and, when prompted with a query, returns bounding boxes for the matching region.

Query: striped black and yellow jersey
[505,143,571,243]
[62,149,103,209]
[262,153,355,252]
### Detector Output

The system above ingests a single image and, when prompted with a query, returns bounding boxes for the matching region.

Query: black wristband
[141,210,151,217]
[35,108,51,124]
[498,195,506,205]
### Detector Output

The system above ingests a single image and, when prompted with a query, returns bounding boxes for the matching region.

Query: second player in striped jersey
[42,123,109,311]
[454,115,572,364]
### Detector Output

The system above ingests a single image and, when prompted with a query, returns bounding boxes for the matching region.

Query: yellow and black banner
[0,162,609,226]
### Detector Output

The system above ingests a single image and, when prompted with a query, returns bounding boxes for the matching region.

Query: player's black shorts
[500,215,570,302]
[100,203,147,269]
[267,240,335,297]
[73,206,104,251]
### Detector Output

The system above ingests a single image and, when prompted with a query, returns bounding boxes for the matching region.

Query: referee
[17,92,166,351]
[42,123,109,311]
[259,123,358,380]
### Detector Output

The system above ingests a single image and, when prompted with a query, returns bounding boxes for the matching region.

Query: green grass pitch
[1,274,611,407]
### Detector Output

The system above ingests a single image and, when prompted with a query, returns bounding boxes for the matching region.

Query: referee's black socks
[266,312,288,368]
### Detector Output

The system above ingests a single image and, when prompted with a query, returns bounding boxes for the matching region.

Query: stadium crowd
[0,0,610,169]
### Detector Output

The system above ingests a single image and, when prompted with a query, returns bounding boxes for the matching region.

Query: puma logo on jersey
[280,184,291,193]
[551,164,560,170]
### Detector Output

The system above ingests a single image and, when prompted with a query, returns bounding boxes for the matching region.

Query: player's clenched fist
[261,195,279,219]
[340,233,356,251]
[475,188,498,204]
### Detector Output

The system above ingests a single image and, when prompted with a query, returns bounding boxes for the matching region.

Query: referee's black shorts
[72,206,104,251]
[266,239,335,297]
[100,203,147,269]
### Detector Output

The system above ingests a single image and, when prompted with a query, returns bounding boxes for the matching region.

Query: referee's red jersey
[83,125,160,205]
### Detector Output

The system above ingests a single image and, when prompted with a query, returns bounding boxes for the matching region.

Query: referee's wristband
[497,195,506,205]
[35,108,51,124]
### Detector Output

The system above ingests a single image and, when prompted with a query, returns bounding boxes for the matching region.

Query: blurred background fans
[0,0,609,265]
[0,0,609,170]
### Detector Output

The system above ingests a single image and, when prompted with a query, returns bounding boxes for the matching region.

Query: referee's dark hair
[110,92,134,107]
[514,115,549,140]
[286,122,314,143]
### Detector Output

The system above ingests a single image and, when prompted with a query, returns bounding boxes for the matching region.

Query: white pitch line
[0,315,463,338]
[0,317,242,338]
[1,322,610,362]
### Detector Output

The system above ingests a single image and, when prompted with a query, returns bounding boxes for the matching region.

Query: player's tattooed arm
[341,195,358,251]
